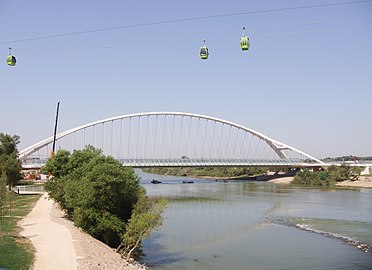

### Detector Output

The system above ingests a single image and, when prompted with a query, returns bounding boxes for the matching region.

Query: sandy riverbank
[268,177,294,184]
[19,194,147,270]
[336,176,372,188]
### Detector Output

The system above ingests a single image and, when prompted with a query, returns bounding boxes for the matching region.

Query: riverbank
[336,176,372,188]
[268,176,294,184]
[19,193,147,270]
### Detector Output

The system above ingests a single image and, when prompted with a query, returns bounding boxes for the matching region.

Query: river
[137,170,372,270]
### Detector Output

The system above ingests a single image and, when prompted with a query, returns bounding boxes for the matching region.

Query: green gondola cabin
[240,35,250,51]
[7,54,16,66]
[200,46,209,60]
[7,47,16,66]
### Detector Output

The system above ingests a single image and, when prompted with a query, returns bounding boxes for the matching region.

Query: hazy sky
[1,0,371,158]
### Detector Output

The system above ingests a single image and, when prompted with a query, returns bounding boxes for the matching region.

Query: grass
[0,192,41,270]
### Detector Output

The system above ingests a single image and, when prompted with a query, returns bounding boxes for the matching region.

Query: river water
[137,170,372,270]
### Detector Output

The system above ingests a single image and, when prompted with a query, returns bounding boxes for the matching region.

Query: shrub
[43,146,166,254]
[293,164,362,186]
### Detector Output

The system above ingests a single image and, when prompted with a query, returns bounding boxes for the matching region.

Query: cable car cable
[257,24,372,37]
[1,0,371,44]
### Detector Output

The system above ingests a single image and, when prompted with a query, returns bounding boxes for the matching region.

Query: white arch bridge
[20,112,324,168]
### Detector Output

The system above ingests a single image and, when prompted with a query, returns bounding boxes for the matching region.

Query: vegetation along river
[136,170,372,270]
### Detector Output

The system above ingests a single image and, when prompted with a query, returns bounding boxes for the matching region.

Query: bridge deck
[23,158,371,170]
[119,158,316,167]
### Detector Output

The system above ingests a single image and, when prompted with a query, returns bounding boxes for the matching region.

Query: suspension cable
[144,115,149,159]
[1,0,370,44]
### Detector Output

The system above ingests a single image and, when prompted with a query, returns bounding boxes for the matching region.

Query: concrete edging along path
[19,193,77,270]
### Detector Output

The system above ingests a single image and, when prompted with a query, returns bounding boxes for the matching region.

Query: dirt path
[19,193,77,270]
[19,193,147,270]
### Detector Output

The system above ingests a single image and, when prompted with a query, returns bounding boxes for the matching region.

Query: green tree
[43,146,161,250]
[41,150,72,210]
[292,169,314,185]
[0,133,20,156]
[117,190,167,260]
[0,133,22,191]
[292,164,363,186]
[350,166,363,180]
[0,175,7,237]
[65,155,141,246]
[328,165,349,182]
[293,169,335,186]
[41,149,71,178]
[313,170,334,186]
[328,164,362,182]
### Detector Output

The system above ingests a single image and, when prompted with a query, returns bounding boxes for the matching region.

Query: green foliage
[43,146,166,257]
[0,133,20,156]
[43,147,141,246]
[0,133,22,191]
[292,169,334,187]
[66,155,140,246]
[144,166,267,178]
[0,181,6,204]
[118,190,167,260]
[292,169,315,186]
[40,149,71,178]
[293,165,363,186]
[349,166,363,180]
[0,175,8,238]
[327,165,350,182]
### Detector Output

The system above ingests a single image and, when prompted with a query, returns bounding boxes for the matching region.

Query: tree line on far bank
[292,165,363,186]
[144,166,268,179]
[144,164,363,187]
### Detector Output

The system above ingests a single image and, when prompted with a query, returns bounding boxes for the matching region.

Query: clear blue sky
[1,0,371,158]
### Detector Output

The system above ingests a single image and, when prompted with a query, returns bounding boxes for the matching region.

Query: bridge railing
[22,157,317,169]
[119,158,306,167]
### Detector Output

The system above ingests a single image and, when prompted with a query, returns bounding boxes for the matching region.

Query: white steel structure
[19,112,324,166]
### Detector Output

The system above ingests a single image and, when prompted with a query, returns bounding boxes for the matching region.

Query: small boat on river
[183,181,194,184]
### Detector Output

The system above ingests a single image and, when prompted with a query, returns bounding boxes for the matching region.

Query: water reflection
[137,170,372,269]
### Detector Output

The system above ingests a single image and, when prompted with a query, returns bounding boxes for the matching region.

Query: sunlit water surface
[137,170,372,270]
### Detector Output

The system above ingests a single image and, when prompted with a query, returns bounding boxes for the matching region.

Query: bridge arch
[19,112,323,165]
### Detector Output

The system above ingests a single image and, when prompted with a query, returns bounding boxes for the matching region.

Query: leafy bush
[293,165,363,186]
[117,189,167,260]
[292,169,314,186]
[43,146,165,254]
[0,133,22,190]
[328,165,362,181]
